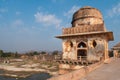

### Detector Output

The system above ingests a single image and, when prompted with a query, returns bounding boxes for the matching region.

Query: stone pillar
[62,40,65,60]
[104,39,109,60]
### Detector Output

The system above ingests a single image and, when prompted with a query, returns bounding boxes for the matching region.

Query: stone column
[104,39,109,60]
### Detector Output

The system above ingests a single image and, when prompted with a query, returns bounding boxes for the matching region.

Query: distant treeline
[0,50,61,58]
[0,50,19,58]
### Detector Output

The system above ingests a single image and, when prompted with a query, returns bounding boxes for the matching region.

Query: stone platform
[81,58,120,80]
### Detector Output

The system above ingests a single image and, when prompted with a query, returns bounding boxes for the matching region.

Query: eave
[55,31,114,41]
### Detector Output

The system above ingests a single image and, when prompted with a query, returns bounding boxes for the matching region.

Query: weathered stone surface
[56,6,114,72]
[48,60,103,80]
[63,24,105,34]
[72,6,103,27]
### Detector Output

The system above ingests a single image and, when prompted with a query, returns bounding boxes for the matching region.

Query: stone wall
[62,36,106,62]
[48,61,103,80]
[87,38,105,62]
[62,24,105,35]
[63,39,77,60]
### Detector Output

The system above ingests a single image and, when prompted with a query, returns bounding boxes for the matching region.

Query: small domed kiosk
[56,6,114,73]
[72,6,103,26]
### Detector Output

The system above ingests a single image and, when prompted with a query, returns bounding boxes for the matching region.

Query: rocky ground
[0,58,59,78]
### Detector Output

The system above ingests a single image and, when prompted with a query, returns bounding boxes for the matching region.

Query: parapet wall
[48,61,103,80]
[62,24,105,35]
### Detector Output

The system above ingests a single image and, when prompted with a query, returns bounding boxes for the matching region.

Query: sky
[0,0,120,52]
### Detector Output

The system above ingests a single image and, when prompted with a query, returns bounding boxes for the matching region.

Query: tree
[52,50,58,55]
[33,51,39,55]
[40,51,46,55]
[0,50,3,57]
[15,52,19,58]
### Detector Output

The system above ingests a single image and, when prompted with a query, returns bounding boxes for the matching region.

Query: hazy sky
[0,0,120,52]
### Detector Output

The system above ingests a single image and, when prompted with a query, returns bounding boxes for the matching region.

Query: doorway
[77,50,87,56]
[77,50,87,60]
[77,41,87,60]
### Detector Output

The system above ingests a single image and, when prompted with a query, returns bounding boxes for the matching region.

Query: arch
[77,41,87,48]
[77,41,87,60]
[93,40,97,48]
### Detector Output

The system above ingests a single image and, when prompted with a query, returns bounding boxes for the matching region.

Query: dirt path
[81,58,120,80]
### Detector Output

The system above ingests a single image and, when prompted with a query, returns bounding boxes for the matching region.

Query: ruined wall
[62,39,77,60]
[62,37,106,61]
[48,60,103,80]
[87,38,105,62]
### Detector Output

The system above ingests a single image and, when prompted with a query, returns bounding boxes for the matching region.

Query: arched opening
[78,42,86,48]
[77,42,87,60]
[93,40,97,48]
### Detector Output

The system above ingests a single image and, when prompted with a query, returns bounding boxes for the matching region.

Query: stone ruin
[56,6,114,72]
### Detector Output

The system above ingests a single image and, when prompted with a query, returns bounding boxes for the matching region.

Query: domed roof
[71,6,103,26]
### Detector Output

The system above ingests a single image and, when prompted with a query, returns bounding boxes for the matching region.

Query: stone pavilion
[56,6,114,71]
[112,42,120,58]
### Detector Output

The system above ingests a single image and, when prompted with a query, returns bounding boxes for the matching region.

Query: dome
[71,6,104,27]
